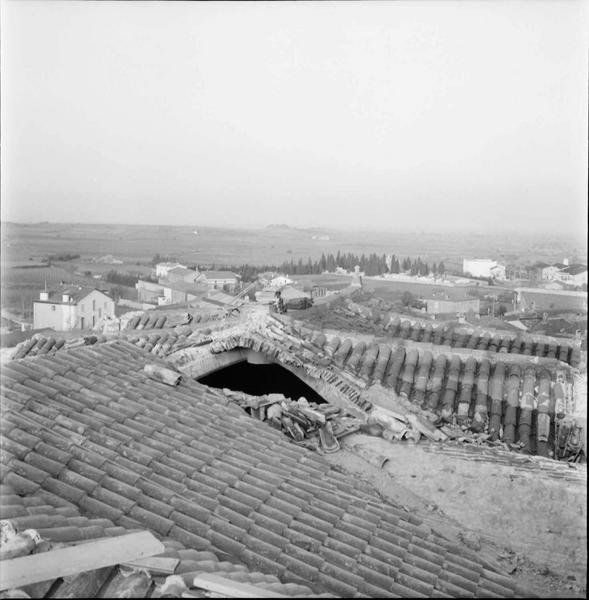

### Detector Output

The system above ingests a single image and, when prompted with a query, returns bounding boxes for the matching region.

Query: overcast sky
[1,0,587,234]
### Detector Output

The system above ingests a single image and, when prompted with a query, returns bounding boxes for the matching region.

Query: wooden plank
[121,556,180,575]
[192,574,287,598]
[0,531,164,592]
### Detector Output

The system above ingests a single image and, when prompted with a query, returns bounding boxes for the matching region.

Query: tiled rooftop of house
[0,340,532,598]
[0,482,320,598]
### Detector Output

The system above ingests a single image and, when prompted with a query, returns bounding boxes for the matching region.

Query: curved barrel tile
[384,347,406,391]
[409,323,422,342]
[427,354,447,412]
[503,365,521,444]
[333,339,353,368]
[477,332,491,351]
[345,341,366,375]
[413,351,433,406]
[358,343,379,380]
[536,369,553,457]
[399,320,412,340]
[472,358,491,432]
[325,336,341,358]
[421,322,433,344]
[518,367,536,452]
[440,355,461,422]
[432,325,445,346]
[456,356,476,425]
[489,363,505,441]
[399,349,419,399]
[371,345,391,384]
[387,315,401,336]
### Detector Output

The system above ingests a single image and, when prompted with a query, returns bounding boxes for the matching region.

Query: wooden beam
[192,574,287,598]
[121,556,180,575]
[0,531,164,592]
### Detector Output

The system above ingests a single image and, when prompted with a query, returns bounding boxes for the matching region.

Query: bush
[401,291,416,307]
[104,270,139,287]
[47,253,80,262]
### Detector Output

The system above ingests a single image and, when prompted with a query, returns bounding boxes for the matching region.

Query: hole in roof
[198,361,327,404]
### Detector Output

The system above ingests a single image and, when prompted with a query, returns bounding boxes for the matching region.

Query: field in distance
[2,222,585,269]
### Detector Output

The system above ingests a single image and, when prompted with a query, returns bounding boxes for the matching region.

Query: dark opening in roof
[198,361,327,404]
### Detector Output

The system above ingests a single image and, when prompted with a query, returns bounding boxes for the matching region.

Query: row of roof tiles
[0,483,319,598]
[381,316,579,366]
[0,340,528,598]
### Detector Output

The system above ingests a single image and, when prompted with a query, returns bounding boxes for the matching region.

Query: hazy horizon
[1,1,588,236]
[2,220,588,245]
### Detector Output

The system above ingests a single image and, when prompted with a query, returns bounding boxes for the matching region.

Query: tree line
[217,252,446,282]
[277,252,445,277]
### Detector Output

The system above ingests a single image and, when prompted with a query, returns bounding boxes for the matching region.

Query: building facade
[425,297,480,316]
[463,258,506,281]
[200,271,240,292]
[555,265,588,287]
[514,288,588,312]
[33,288,115,331]
[155,262,187,278]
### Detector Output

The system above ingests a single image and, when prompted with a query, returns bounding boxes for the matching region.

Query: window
[92,300,96,311]
[80,304,85,313]
[98,308,102,318]
[104,301,107,309]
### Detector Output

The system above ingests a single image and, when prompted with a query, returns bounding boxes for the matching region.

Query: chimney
[62,294,70,302]
[40,291,49,301]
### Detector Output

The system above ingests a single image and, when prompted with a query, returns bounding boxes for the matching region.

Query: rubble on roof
[221,390,362,452]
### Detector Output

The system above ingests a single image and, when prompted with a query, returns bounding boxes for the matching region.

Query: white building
[155,262,187,278]
[463,258,506,281]
[199,271,240,292]
[270,275,294,288]
[33,287,115,331]
[555,264,588,287]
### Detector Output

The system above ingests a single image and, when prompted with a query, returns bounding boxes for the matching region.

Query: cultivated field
[2,222,585,268]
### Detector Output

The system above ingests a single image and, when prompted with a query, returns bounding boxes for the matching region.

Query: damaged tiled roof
[0,483,319,598]
[0,340,529,597]
[207,319,579,458]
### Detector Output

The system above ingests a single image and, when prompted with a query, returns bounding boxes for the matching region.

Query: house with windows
[154,262,187,278]
[463,258,506,281]
[33,287,115,331]
[199,270,240,292]
[555,264,588,287]
[531,262,561,282]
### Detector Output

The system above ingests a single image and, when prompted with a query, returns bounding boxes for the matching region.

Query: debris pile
[221,389,363,453]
